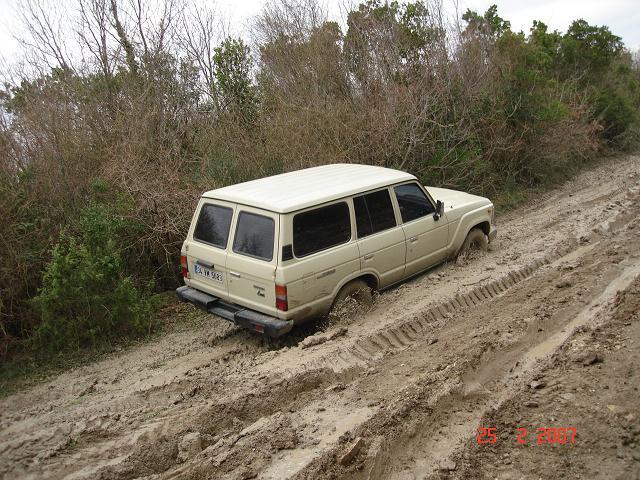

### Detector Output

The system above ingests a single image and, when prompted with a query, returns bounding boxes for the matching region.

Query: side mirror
[434,200,444,220]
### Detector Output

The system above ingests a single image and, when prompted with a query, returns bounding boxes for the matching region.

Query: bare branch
[16,0,72,70]
[109,0,138,75]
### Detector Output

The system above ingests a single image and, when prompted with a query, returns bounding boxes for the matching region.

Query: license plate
[194,264,224,282]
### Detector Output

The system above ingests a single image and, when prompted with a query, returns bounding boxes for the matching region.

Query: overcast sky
[1,0,638,70]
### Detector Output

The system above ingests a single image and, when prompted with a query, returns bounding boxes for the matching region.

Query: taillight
[275,284,288,311]
[180,255,190,279]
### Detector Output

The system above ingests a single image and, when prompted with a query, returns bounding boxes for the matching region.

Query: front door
[393,182,448,277]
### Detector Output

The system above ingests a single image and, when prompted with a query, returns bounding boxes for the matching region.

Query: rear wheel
[458,228,488,257]
[328,279,373,321]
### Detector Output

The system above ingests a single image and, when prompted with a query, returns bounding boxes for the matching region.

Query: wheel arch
[332,271,380,302]
[472,221,491,236]
[358,273,380,291]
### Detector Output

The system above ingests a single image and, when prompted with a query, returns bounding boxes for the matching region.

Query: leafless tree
[17,0,73,71]
[177,2,224,99]
[78,0,116,78]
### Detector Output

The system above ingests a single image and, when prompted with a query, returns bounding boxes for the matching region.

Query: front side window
[293,202,351,257]
[354,189,397,238]
[394,183,435,223]
[193,204,233,248]
[233,212,275,261]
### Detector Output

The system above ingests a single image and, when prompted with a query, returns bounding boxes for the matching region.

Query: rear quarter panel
[276,204,360,323]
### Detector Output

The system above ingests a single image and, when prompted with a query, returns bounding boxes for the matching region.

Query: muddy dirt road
[2,155,640,480]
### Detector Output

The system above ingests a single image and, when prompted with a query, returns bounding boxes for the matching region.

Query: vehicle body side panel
[400,215,449,276]
[446,207,493,255]
[425,186,493,256]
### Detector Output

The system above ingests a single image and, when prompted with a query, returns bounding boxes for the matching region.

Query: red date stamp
[478,426,576,445]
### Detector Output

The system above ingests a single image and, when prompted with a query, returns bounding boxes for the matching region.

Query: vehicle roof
[202,163,416,213]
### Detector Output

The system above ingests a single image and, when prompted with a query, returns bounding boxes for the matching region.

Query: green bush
[30,203,156,354]
[596,86,638,144]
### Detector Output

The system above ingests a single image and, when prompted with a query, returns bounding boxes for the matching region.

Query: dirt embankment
[1,154,639,480]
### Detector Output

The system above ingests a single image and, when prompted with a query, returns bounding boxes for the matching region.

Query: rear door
[393,182,449,277]
[353,188,406,288]
[187,199,235,301]
[226,207,279,316]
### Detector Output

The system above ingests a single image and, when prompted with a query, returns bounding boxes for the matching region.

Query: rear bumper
[176,286,294,338]
[488,226,498,242]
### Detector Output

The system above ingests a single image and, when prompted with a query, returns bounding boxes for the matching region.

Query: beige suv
[177,164,496,336]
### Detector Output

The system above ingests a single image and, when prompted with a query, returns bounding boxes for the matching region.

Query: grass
[492,183,545,213]
[62,437,79,451]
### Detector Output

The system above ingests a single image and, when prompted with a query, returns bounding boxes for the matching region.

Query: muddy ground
[1,154,639,480]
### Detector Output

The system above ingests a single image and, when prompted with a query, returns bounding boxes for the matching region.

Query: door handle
[197,260,215,268]
[363,253,374,260]
[409,236,418,243]
[229,271,241,278]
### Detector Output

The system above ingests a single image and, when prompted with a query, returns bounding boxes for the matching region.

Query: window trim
[292,200,352,259]
[232,210,276,262]
[192,203,234,250]
[393,181,436,225]
[353,187,399,240]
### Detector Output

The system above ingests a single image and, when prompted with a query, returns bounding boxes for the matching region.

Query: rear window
[293,202,351,257]
[233,211,275,261]
[193,204,233,248]
[394,183,435,223]
[354,189,397,238]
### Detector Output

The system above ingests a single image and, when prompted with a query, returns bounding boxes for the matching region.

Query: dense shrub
[30,202,156,354]
[596,85,639,145]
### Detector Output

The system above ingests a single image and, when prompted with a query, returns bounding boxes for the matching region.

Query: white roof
[202,163,416,213]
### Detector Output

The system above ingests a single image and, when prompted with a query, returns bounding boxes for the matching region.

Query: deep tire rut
[335,243,575,368]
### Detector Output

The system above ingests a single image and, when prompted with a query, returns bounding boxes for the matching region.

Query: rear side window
[233,212,275,261]
[354,189,397,238]
[293,202,351,257]
[193,204,233,248]
[394,183,435,223]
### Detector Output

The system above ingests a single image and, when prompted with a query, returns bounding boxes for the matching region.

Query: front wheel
[458,228,488,257]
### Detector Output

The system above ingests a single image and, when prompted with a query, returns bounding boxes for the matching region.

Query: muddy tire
[458,228,488,256]
[329,279,373,319]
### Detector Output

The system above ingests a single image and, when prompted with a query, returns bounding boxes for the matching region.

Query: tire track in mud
[160,208,638,480]
[309,241,579,371]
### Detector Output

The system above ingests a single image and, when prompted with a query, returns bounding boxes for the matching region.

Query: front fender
[448,207,493,255]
